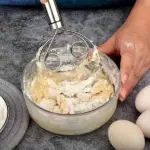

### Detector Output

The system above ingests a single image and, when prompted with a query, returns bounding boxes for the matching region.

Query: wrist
[126,0,150,27]
[136,0,150,6]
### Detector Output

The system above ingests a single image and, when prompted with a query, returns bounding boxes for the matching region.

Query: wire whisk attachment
[36,29,97,71]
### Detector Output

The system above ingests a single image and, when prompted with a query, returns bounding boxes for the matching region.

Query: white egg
[108,120,145,150]
[135,85,150,113]
[136,110,150,138]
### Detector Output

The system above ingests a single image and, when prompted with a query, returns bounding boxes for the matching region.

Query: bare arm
[98,0,150,101]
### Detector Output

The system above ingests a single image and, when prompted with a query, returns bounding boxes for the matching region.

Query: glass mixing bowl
[22,46,120,135]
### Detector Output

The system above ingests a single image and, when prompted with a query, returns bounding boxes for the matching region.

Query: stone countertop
[0,5,150,150]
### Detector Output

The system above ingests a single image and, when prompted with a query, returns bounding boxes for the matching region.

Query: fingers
[119,51,134,101]
[120,50,135,85]
[119,52,149,101]
[119,66,147,101]
[119,48,150,101]
[97,35,119,55]
[118,38,137,101]
[40,0,47,4]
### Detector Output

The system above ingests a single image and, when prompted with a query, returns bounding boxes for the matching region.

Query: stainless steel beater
[38,0,97,71]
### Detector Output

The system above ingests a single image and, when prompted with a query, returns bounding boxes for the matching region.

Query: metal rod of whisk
[42,0,63,30]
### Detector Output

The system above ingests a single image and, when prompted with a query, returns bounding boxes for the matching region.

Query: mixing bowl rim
[22,53,121,117]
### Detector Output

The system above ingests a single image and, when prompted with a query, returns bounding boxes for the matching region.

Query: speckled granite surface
[0,5,150,150]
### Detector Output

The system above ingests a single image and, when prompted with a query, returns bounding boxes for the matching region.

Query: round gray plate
[0,78,29,150]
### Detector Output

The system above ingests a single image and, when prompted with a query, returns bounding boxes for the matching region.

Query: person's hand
[40,0,47,4]
[97,0,150,101]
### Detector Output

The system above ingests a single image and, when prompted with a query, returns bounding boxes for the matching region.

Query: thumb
[97,35,118,55]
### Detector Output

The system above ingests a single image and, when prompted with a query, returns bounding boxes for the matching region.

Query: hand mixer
[37,0,97,71]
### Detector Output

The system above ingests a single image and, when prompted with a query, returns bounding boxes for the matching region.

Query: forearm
[136,0,150,6]
[127,0,150,26]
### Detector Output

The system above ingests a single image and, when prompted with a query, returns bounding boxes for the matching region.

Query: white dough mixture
[27,51,114,114]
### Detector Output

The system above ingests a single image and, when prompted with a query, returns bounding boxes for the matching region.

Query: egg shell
[136,110,150,138]
[108,120,145,150]
[135,85,150,113]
